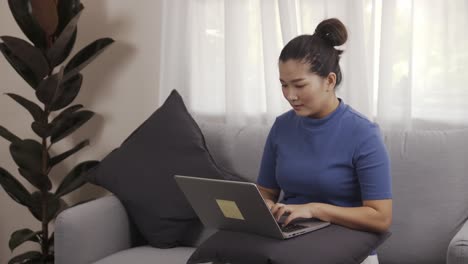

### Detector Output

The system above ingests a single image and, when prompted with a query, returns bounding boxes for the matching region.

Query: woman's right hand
[258,185,280,210]
[264,199,275,210]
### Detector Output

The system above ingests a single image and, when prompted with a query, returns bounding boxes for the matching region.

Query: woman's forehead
[279,60,314,80]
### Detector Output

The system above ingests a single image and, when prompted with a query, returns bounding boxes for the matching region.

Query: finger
[273,205,284,220]
[284,213,296,226]
[276,206,288,221]
[271,203,284,215]
[274,203,285,209]
[270,204,278,215]
[271,205,281,219]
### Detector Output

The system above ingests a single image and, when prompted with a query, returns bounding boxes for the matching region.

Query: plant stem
[41,136,49,256]
[41,67,54,258]
[41,107,51,257]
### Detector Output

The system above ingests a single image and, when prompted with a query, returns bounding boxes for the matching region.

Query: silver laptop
[174,175,330,239]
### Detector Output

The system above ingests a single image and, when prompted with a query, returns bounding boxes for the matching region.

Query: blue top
[257,99,392,255]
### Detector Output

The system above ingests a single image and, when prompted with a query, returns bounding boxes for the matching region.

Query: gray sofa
[55,122,468,264]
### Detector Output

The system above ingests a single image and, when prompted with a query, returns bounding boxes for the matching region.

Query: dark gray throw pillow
[86,89,243,248]
[188,224,391,264]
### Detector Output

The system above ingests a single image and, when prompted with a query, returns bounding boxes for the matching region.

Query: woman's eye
[296,85,306,88]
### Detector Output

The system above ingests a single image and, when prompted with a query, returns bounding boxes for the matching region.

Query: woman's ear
[326,72,337,91]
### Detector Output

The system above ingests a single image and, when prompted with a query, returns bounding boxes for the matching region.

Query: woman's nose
[287,93,298,101]
[283,86,298,101]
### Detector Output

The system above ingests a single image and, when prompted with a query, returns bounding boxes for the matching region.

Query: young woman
[257,18,392,264]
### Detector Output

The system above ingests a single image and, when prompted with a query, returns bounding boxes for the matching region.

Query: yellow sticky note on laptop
[216,199,245,220]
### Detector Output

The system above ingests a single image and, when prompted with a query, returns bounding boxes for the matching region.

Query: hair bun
[314,18,348,47]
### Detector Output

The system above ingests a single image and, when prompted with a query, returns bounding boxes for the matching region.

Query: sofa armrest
[55,195,133,264]
[447,219,468,264]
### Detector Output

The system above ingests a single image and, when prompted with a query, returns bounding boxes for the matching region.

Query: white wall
[0,0,162,262]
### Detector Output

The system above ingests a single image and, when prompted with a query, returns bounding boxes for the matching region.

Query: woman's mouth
[292,104,303,110]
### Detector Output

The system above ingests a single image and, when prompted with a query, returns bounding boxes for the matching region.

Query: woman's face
[279,59,335,118]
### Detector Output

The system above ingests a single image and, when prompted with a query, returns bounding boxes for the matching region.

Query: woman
[257,18,392,264]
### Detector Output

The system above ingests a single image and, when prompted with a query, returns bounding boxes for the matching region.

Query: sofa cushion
[197,122,270,183]
[376,129,468,263]
[86,90,242,248]
[93,246,196,264]
[188,224,391,264]
[196,123,468,263]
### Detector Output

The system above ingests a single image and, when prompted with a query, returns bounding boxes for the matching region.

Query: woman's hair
[279,18,348,87]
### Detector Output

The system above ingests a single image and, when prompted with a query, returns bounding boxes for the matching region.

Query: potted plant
[0,0,114,263]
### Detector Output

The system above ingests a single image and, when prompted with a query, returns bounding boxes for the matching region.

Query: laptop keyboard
[280,223,307,233]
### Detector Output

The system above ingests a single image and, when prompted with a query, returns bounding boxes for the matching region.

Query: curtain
[158,0,468,129]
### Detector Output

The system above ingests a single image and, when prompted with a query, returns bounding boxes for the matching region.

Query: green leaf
[0,167,32,207]
[18,168,52,191]
[48,104,83,139]
[64,38,114,81]
[47,10,83,68]
[28,191,61,222]
[5,93,45,122]
[0,36,49,83]
[0,125,21,143]
[0,43,39,89]
[31,122,52,138]
[56,1,82,36]
[8,251,42,264]
[55,160,99,197]
[35,67,64,107]
[50,139,89,167]
[7,0,47,50]
[10,139,47,174]
[50,1,83,68]
[51,104,83,123]
[50,110,94,143]
[49,73,83,111]
[30,0,59,36]
[9,229,40,252]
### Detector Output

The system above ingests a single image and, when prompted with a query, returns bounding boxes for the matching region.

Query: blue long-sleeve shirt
[257,98,392,207]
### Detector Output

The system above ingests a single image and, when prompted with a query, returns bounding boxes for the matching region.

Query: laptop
[174,175,330,239]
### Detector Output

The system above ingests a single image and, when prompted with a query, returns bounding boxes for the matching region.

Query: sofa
[55,121,468,264]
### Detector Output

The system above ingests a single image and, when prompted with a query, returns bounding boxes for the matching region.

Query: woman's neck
[310,96,340,119]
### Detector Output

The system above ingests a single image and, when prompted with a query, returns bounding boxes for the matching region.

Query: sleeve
[353,123,392,200]
[256,118,280,190]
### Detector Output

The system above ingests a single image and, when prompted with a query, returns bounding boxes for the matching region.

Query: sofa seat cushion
[93,246,196,264]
